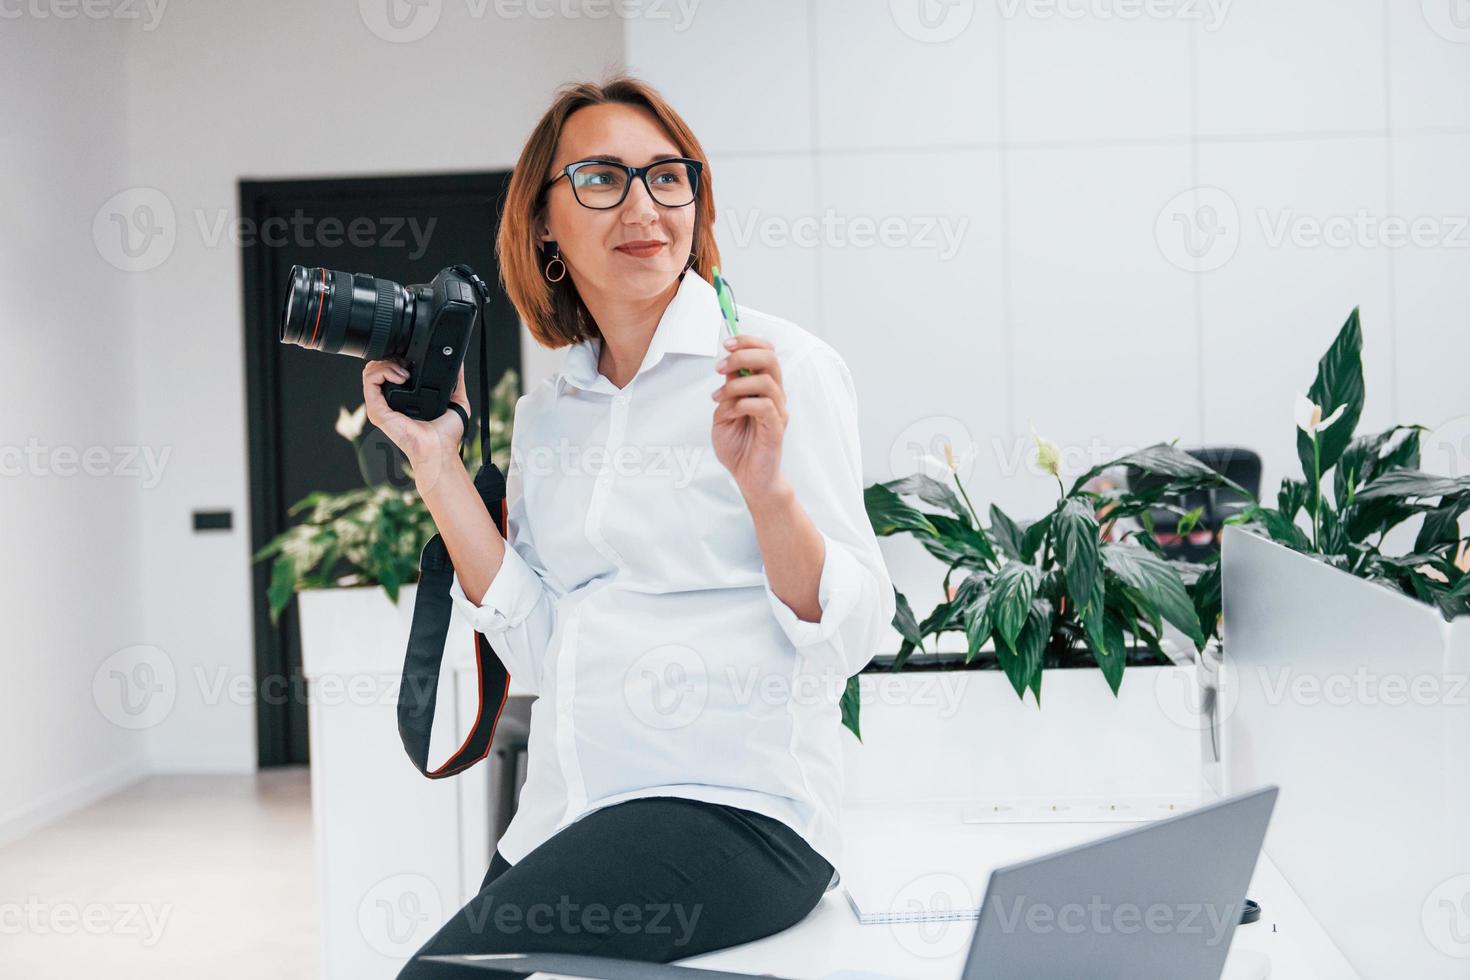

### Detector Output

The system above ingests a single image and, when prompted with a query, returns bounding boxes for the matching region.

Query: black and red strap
[396,464,514,779]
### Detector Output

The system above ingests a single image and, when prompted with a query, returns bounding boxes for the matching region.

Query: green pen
[711,265,752,377]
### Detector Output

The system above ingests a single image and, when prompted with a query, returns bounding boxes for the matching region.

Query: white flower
[1029,423,1061,478]
[1293,393,1346,435]
[335,404,367,442]
[916,439,976,479]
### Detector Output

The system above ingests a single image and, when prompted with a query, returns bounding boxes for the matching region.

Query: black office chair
[1126,447,1261,561]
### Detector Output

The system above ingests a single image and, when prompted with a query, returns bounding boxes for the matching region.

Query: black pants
[396,796,834,979]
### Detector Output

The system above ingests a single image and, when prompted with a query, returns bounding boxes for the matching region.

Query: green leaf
[285,490,331,516]
[1176,506,1204,537]
[267,556,297,625]
[996,598,1052,703]
[1070,443,1241,499]
[1449,572,1470,602]
[882,474,971,522]
[380,569,401,604]
[918,598,955,639]
[963,588,994,663]
[1086,607,1128,695]
[253,537,285,562]
[941,573,987,629]
[1129,526,1171,559]
[1416,498,1470,553]
[1371,552,1455,574]
[989,504,1024,561]
[918,514,998,569]
[1053,498,1102,619]
[864,483,940,537]
[1020,512,1054,564]
[1101,543,1205,649]
[1191,560,1223,641]
[1296,308,1365,483]
[1111,578,1162,637]
[1344,496,1431,542]
[840,676,863,742]
[1377,426,1423,473]
[1318,503,1348,556]
[1251,506,1314,552]
[1355,469,1470,503]
[892,589,924,647]
[1335,426,1421,511]
[1278,479,1309,521]
[990,562,1041,649]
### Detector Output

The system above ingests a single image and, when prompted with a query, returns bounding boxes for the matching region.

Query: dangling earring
[543,242,567,283]
[684,250,698,272]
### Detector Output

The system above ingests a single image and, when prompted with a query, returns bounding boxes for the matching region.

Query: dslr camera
[279,263,486,421]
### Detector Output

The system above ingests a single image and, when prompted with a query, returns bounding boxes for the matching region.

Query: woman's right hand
[362,358,469,489]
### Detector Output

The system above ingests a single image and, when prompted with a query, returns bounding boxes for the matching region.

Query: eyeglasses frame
[542,157,704,210]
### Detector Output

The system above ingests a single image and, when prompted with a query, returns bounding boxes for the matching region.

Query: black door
[241,171,520,767]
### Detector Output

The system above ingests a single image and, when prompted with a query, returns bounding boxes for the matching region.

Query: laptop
[423,786,1278,980]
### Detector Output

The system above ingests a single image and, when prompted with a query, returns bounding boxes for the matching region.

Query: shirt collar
[556,271,723,395]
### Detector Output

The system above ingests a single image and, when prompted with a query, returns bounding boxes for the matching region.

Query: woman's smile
[614,239,666,259]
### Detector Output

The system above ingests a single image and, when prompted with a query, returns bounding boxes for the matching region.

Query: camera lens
[279,264,413,360]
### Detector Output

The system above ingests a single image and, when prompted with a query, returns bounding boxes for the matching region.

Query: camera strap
[397,264,514,779]
[397,464,513,778]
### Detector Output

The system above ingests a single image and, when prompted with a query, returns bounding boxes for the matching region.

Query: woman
[368,76,895,977]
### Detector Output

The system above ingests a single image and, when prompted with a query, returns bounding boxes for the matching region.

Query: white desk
[671,803,1361,980]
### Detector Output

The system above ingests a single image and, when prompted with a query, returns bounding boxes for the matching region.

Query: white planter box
[298,584,526,980]
[1221,525,1470,980]
[841,658,1207,817]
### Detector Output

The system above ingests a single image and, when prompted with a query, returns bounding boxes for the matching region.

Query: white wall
[2,1,626,829]
[8,0,1468,827]
[0,14,151,844]
[626,0,1470,626]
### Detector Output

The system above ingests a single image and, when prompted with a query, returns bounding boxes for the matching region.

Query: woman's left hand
[711,333,790,503]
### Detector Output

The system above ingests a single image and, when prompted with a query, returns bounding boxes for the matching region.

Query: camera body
[379,269,478,421]
[280,263,485,421]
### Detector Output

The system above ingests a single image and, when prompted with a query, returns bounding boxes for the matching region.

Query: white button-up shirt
[449,270,894,890]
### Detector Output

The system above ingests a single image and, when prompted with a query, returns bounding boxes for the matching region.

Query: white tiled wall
[627,0,1470,615]
[1193,0,1387,137]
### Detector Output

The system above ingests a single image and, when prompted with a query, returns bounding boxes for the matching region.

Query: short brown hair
[496,75,721,350]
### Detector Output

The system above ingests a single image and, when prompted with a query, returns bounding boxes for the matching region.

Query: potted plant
[1218,309,1468,979]
[1226,308,1469,616]
[252,369,519,624]
[846,437,1249,807]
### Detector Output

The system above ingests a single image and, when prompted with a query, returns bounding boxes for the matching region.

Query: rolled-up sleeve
[447,402,558,695]
[762,343,896,677]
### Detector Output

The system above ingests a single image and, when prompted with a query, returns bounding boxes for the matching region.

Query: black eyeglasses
[543,157,703,210]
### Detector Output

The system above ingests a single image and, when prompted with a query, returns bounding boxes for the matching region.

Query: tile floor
[0,768,318,979]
